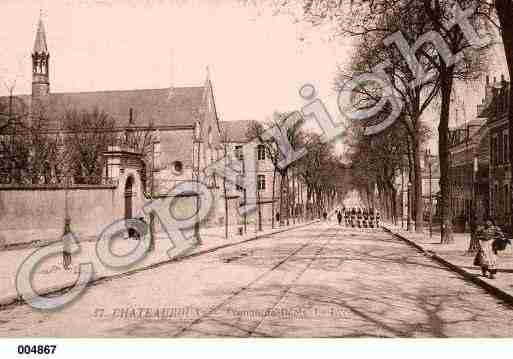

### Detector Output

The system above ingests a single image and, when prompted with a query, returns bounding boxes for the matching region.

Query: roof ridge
[50,86,204,96]
[0,85,206,98]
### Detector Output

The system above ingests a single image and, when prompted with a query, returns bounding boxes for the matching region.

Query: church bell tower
[31,15,50,103]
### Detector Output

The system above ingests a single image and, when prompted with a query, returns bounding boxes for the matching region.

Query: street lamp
[472,155,478,220]
[467,155,481,253]
[61,131,72,270]
[465,123,481,231]
[148,128,160,252]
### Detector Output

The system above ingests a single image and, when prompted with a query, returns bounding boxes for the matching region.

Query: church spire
[33,12,48,54]
[31,11,50,113]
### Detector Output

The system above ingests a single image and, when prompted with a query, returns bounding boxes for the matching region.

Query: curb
[383,226,513,307]
[0,220,320,311]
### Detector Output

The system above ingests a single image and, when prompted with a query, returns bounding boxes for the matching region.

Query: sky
[0,0,352,126]
[0,0,509,155]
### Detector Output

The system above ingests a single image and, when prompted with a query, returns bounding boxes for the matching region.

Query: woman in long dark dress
[476,219,503,279]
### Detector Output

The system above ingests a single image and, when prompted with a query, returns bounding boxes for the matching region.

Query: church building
[0,15,234,237]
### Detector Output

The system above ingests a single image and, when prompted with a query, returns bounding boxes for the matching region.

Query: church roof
[33,18,48,54]
[0,86,205,130]
[220,120,259,143]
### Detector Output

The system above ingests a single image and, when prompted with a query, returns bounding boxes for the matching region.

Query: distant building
[395,158,440,225]
[478,74,511,228]
[447,117,489,229]
[219,120,306,226]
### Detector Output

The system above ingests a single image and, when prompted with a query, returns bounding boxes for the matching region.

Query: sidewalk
[0,220,317,308]
[383,222,513,304]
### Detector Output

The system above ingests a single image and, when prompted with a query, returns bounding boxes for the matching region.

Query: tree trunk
[291,169,296,224]
[307,185,312,220]
[257,184,262,231]
[406,139,413,231]
[413,134,424,233]
[391,187,398,225]
[272,166,276,229]
[223,146,228,239]
[439,63,455,244]
[285,170,290,226]
[279,172,284,226]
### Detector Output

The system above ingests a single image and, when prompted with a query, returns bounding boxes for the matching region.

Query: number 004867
[17,345,57,355]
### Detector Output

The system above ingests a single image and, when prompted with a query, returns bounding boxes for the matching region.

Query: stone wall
[0,185,117,247]
[0,168,145,247]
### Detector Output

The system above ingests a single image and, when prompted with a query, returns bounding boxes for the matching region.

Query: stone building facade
[447,118,489,230]
[0,16,230,241]
[446,74,512,230]
[0,16,303,242]
[478,75,511,228]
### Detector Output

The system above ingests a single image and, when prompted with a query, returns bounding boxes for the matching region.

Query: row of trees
[247,111,350,229]
[273,0,512,243]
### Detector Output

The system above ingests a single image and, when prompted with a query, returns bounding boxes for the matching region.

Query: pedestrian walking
[475,218,503,279]
[337,210,342,226]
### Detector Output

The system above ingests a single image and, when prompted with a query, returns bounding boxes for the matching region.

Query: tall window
[493,136,499,165]
[208,126,212,147]
[257,174,266,190]
[504,132,509,163]
[257,144,266,160]
[506,185,510,217]
[494,183,498,216]
[490,137,494,166]
[491,135,497,166]
[499,132,504,164]
[236,174,243,191]
[234,145,243,160]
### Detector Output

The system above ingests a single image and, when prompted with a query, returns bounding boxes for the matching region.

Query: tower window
[257,144,266,160]
[234,145,243,160]
[257,174,266,190]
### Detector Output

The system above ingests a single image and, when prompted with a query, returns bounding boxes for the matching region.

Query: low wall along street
[0,185,119,247]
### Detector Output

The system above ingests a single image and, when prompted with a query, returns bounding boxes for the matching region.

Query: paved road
[1,222,513,337]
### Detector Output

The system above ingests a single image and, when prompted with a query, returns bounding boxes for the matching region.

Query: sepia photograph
[0,0,513,355]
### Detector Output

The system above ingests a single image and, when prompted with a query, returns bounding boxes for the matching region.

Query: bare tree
[0,87,68,185]
[247,112,305,227]
[64,108,116,184]
[304,0,488,242]
[338,1,441,232]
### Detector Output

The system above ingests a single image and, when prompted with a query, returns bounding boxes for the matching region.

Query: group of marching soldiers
[336,207,380,228]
